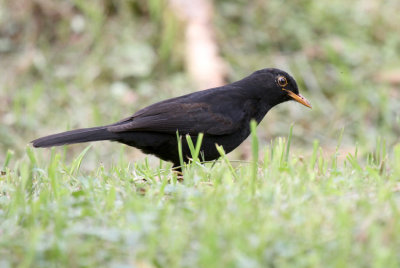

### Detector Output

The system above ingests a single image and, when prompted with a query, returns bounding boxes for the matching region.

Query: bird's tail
[31,126,117,148]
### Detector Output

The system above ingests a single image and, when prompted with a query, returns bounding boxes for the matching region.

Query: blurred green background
[1,0,399,166]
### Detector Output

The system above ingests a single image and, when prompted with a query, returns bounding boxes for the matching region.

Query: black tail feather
[31,126,117,148]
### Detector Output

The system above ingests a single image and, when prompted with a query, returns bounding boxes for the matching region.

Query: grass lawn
[1,0,400,267]
[1,134,399,267]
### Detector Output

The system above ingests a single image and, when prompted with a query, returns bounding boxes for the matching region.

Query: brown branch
[170,0,227,89]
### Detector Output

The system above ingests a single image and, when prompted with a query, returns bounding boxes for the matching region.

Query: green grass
[1,137,399,267]
[1,0,400,266]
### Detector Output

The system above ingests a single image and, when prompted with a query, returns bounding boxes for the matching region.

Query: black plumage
[32,68,311,168]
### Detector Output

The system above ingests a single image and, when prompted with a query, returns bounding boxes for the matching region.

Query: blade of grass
[2,149,14,170]
[216,145,238,180]
[26,146,37,167]
[185,134,196,164]
[48,148,60,198]
[309,140,319,169]
[194,133,204,162]
[331,127,344,170]
[176,131,184,169]
[250,120,258,196]
[185,133,204,164]
[69,145,92,175]
[394,144,400,177]
[285,123,294,163]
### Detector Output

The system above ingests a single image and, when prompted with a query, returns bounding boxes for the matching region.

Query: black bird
[32,68,311,168]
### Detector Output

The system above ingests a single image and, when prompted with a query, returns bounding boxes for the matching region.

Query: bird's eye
[277,76,288,87]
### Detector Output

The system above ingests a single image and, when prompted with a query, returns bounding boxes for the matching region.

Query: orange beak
[284,89,312,109]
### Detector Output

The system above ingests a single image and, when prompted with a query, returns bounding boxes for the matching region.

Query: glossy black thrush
[32,68,311,168]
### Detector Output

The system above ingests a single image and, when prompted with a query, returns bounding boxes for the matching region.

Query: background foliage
[1,0,399,163]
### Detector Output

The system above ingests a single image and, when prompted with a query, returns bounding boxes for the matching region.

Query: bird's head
[248,68,312,109]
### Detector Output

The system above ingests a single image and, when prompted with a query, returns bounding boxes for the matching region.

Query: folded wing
[107,90,247,136]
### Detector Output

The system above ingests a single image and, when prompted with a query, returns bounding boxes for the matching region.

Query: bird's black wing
[107,88,250,136]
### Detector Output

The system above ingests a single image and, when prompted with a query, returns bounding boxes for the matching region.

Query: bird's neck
[253,102,271,124]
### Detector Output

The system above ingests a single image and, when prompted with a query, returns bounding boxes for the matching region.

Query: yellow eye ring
[277,76,288,87]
